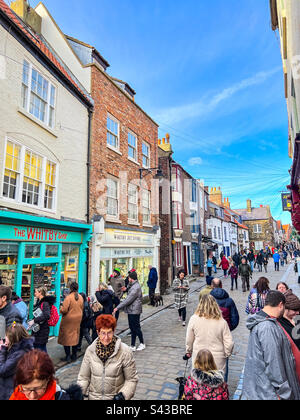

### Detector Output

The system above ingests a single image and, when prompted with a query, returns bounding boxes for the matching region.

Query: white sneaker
[136,344,146,351]
[130,346,137,352]
[182,322,186,327]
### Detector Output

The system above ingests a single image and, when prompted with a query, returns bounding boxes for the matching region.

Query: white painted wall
[0,25,89,222]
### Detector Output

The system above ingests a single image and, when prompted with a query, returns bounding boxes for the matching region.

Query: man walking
[0,286,22,330]
[239,258,252,293]
[247,250,255,272]
[210,278,240,332]
[113,271,145,352]
[147,265,158,306]
[273,250,280,272]
[242,291,300,400]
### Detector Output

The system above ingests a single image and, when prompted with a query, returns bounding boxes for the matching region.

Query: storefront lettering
[13,227,68,242]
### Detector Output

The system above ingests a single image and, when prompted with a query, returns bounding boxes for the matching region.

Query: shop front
[91,225,160,296]
[0,210,92,336]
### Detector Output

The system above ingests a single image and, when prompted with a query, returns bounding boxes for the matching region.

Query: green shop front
[0,210,92,336]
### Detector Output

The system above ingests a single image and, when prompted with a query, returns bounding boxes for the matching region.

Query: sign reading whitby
[0,224,83,243]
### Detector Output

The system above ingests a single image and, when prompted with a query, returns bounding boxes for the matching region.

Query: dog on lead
[153,295,164,307]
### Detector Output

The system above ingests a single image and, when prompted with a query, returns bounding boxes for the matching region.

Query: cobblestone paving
[55,262,299,400]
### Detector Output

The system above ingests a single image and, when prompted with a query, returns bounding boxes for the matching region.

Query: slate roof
[235,206,269,221]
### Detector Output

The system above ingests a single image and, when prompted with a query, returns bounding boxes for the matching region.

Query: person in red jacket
[219,256,229,278]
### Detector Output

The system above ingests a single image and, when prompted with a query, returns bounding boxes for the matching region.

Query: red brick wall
[89,65,159,228]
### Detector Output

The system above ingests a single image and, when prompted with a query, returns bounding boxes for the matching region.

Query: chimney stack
[247,199,252,213]
[11,0,42,34]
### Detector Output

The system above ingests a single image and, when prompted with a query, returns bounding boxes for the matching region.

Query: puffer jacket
[0,303,22,329]
[32,296,55,346]
[242,311,300,400]
[116,280,143,315]
[184,369,229,401]
[77,337,138,400]
[0,337,34,400]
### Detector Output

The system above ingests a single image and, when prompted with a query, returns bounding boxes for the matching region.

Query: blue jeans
[250,261,254,272]
[213,265,217,273]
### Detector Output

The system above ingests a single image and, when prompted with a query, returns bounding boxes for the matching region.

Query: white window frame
[142,141,150,169]
[106,177,119,220]
[107,114,120,151]
[253,224,262,234]
[128,131,138,163]
[21,60,57,129]
[128,183,139,223]
[175,242,183,267]
[142,189,151,226]
[1,138,58,213]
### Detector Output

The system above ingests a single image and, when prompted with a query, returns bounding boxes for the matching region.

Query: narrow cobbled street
[53,263,299,400]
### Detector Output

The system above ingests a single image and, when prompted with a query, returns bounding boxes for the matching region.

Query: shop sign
[282,193,292,212]
[100,247,154,259]
[105,229,153,247]
[0,224,82,244]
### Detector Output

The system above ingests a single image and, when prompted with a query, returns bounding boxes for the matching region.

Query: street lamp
[139,167,164,180]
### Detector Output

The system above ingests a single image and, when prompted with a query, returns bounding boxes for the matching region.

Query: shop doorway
[21,263,59,320]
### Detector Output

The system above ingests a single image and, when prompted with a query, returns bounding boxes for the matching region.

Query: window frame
[128,131,138,163]
[106,177,119,220]
[253,224,262,234]
[142,141,150,169]
[175,242,183,267]
[128,183,139,223]
[1,138,58,213]
[107,114,120,151]
[142,189,151,226]
[21,60,57,129]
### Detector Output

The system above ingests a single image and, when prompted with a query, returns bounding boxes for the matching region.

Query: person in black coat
[27,288,55,354]
[210,279,240,332]
[0,324,34,400]
[95,284,114,315]
[232,253,240,268]
[77,293,93,352]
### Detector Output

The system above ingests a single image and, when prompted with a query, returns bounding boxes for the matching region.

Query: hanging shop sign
[282,193,292,212]
[0,224,83,243]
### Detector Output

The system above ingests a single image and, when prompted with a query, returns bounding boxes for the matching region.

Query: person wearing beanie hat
[278,290,300,351]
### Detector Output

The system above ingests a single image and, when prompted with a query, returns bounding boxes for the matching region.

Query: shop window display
[132,257,153,295]
[100,260,111,284]
[112,258,129,279]
[0,243,18,289]
[61,244,79,298]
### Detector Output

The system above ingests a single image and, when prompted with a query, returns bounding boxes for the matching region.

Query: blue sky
[30,0,291,224]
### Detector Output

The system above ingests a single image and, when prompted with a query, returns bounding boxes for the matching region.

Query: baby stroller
[176,357,190,400]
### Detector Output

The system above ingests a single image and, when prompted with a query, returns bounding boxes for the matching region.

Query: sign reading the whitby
[0,224,82,244]
[282,193,292,212]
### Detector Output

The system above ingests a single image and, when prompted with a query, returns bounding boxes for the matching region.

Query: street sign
[282,193,292,212]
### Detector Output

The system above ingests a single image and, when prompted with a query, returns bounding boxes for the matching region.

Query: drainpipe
[86,107,93,293]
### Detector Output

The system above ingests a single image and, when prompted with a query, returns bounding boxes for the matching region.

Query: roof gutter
[270,0,279,30]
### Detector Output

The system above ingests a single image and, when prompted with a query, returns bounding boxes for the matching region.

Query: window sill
[18,107,58,138]
[106,216,122,224]
[0,196,57,215]
[107,144,122,156]
[128,220,140,226]
[128,157,140,166]
[143,223,153,228]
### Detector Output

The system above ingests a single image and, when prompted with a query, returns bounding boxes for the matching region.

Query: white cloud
[188,157,203,166]
[154,67,282,126]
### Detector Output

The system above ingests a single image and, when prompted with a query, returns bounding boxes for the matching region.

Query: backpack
[41,303,60,327]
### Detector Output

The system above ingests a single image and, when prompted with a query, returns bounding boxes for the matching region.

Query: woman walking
[219,256,229,278]
[207,255,213,278]
[77,315,138,400]
[173,270,190,327]
[184,349,229,401]
[0,324,34,400]
[113,271,145,352]
[58,282,84,363]
[27,287,55,354]
[246,277,270,315]
[263,255,269,273]
[185,294,234,373]
[228,262,238,291]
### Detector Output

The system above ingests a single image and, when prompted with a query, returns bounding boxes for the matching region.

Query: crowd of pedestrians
[0,242,300,401]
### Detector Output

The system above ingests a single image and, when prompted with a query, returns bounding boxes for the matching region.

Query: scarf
[9,380,57,401]
[96,336,117,364]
